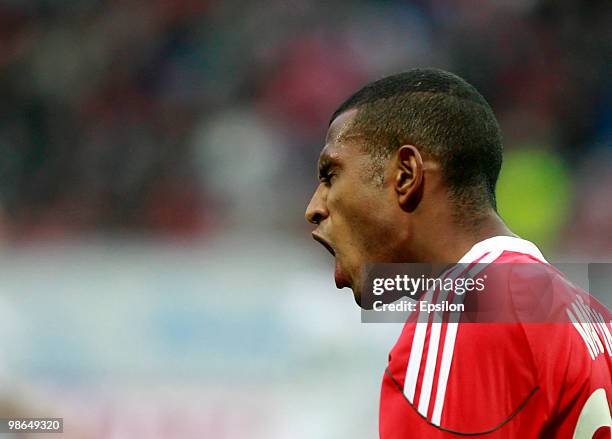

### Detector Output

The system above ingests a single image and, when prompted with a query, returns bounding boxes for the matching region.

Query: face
[305,109,407,306]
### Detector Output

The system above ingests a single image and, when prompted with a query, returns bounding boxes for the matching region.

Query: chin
[352,288,370,310]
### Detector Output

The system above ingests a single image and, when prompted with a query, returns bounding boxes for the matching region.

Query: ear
[394,145,424,212]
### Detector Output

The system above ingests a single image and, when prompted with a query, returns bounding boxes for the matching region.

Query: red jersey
[380,236,612,438]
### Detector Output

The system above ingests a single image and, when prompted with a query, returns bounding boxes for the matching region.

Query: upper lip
[312,232,336,257]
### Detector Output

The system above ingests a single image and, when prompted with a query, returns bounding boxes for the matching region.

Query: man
[305,68,612,437]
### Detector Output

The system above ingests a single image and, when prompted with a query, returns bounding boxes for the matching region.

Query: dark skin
[305,108,515,307]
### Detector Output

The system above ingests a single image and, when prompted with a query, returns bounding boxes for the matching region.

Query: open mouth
[312,233,336,257]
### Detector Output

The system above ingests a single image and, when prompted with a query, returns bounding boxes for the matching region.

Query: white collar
[458,235,548,265]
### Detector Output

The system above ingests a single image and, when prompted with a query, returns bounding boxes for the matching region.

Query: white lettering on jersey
[566,295,612,360]
[572,388,611,439]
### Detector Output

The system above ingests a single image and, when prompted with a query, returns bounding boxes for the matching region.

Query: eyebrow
[317,152,340,178]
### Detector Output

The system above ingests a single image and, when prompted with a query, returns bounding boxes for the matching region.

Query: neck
[414,210,515,263]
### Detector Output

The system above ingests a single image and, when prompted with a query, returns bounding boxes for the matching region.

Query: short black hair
[331,68,502,215]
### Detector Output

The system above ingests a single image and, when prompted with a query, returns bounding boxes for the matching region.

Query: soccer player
[305,68,612,438]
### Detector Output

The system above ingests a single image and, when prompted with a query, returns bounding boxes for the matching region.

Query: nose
[305,185,328,225]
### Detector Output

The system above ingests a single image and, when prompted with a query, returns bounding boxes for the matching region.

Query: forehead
[320,109,365,163]
[326,108,358,143]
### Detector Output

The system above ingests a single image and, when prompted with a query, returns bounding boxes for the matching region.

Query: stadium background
[0,0,610,437]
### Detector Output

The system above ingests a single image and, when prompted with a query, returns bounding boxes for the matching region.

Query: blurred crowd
[0,0,610,255]
[0,3,610,437]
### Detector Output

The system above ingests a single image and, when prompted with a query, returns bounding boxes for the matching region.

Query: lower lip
[334,260,350,289]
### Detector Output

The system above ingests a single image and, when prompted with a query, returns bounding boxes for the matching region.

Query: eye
[319,171,336,186]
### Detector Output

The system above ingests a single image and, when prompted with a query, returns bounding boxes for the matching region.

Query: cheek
[352,201,392,248]
[331,188,392,253]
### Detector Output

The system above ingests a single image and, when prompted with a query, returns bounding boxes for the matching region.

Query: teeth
[321,240,335,256]
[320,241,334,256]
[313,235,335,257]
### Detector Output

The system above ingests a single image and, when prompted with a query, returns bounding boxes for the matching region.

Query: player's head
[305,68,503,306]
